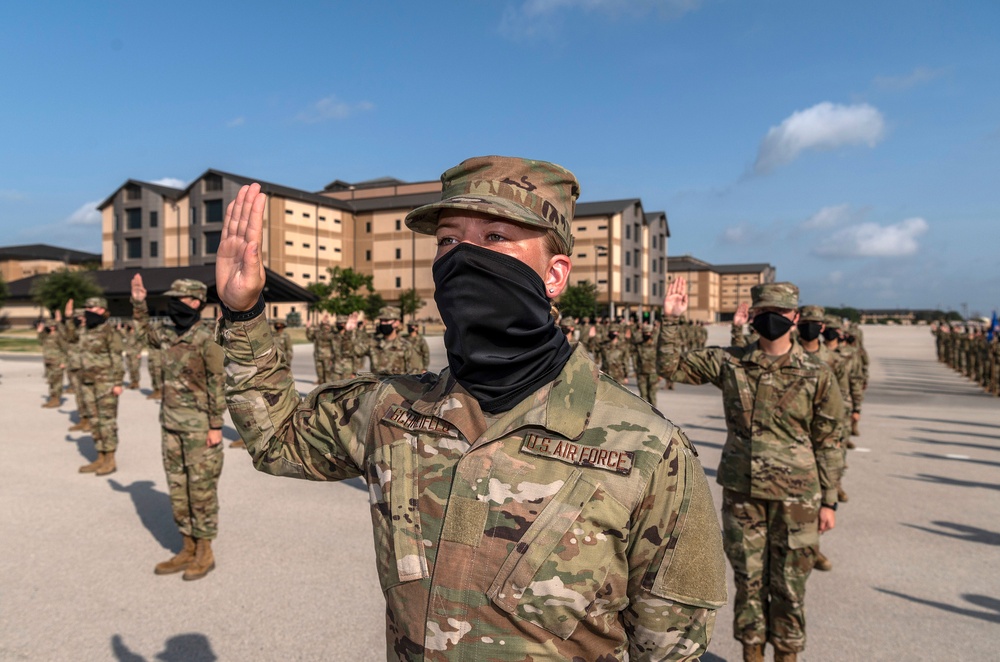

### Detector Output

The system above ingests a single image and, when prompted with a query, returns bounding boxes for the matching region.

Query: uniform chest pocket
[487,470,629,639]
[367,438,429,592]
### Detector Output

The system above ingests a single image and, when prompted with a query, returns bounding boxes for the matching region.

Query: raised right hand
[733,302,750,326]
[217,183,267,312]
[131,274,146,302]
[662,277,688,317]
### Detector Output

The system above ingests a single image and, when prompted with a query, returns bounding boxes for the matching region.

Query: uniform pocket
[784,499,820,550]
[487,471,628,639]
[368,439,429,592]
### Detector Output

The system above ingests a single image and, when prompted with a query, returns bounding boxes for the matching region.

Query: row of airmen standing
[931,322,1000,395]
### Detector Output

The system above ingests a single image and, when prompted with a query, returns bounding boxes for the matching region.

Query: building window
[365,222,371,233]
[598,225,607,230]
[285,210,293,215]
[126,237,142,259]
[334,247,341,253]
[126,208,142,230]
[395,277,401,287]
[285,272,293,277]
[205,231,222,255]
[303,243,311,249]
[625,279,631,293]
[319,275,327,281]
[191,237,198,255]
[319,215,326,221]
[150,241,158,258]
[634,223,640,240]
[625,252,631,266]
[395,219,401,231]
[634,249,640,267]
[126,184,141,200]
[205,199,224,223]
[577,253,586,258]
[634,275,639,293]
[365,250,371,261]
[303,212,311,218]
[303,274,310,280]
[651,283,657,297]
[150,210,158,228]
[319,245,326,251]
[273,306,278,317]
[626,225,631,240]
[113,243,119,260]
[652,235,656,249]
[190,208,197,225]
[334,218,341,224]
[204,174,223,192]
[285,240,293,246]
[395,248,401,259]
[114,213,120,231]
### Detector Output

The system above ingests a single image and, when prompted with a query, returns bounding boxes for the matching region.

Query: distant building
[666,255,776,322]
[0,244,100,283]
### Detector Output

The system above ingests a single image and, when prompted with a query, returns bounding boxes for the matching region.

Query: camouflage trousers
[68,369,90,419]
[44,361,63,400]
[314,353,332,383]
[78,381,119,452]
[636,373,659,405]
[148,352,163,391]
[125,354,141,386]
[721,490,819,653]
[162,429,224,540]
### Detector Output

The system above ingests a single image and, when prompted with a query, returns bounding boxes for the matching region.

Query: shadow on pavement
[682,424,727,435]
[112,633,217,661]
[890,415,1000,430]
[902,474,1000,491]
[907,436,1000,453]
[874,589,1000,624]
[68,434,98,463]
[912,427,1000,441]
[342,476,367,492]
[902,521,1000,546]
[701,652,727,662]
[221,425,241,443]
[107,478,180,553]
[907,452,1000,469]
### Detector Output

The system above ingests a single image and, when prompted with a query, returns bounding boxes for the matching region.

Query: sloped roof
[348,191,443,212]
[667,256,713,272]
[192,169,354,212]
[576,198,642,217]
[644,211,670,237]
[713,263,773,274]
[97,179,185,210]
[5,266,317,304]
[0,244,101,264]
[322,176,409,192]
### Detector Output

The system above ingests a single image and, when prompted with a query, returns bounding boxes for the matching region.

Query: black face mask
[168,298,201,331]
[797,321,823,342]
[377,323,395,337]
[84,311,105,329]
[433,243,572,414]
[821,328,840,342]
[751,311,795,341]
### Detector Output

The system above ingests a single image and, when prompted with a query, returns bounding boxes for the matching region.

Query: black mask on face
[797,321,823,342]
[821,328,840,342]
[84,310,105,329]
[432,243,572,414]
[168,298,201,331]
[751,311,795,341]
[377,323,395,337]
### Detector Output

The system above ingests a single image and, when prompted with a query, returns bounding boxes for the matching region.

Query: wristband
[221,294,265,322]
[821,503,838,511]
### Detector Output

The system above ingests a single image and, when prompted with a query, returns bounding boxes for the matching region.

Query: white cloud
[66,200,102,225]
[294,96,374,124]
[226,116,245,128]
[752,102,886,174]
[874,67,947,91]
[814,217,929,258]
[801,203,852,230]
[150,177,186,189]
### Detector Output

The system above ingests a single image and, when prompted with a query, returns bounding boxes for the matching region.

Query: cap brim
[405,195,550,236]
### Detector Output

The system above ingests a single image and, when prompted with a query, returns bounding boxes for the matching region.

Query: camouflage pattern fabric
[307,323,335,382]
[39,327,66,400]
[357,334,412,375]
[162,429,224,539]
[148,344,164,391]
[273,328,294,365]
[598,340,629,385]
[121,328,143,386]
[407,332,431,372]
[60,324,90,422]
[332,328,359,380]
[632,335,659,405]
[64,318,124,451]
[221,313,727,661]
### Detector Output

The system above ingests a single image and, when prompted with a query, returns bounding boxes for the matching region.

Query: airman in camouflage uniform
[405,323,431,372]
[598,330,630,385]
[632,323,660,405]
[132,275,226,581]
[38,319,66,408]
[120,323,143,389]
[272,320,294,365]
[147,340,164,400]
[354,306,412,375]
[60,312,92,431]
[64,297,125,475]
[658,279,844,662]
[306,315,335,383]
[215,157,726,660]
[824,317,863,451]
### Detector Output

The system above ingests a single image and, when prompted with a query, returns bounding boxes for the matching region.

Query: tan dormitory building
[99,169,672,322]
[0,244,100,283]
[666,255,776,323]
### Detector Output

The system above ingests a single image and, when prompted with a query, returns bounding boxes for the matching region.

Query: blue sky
[2,0,997,315]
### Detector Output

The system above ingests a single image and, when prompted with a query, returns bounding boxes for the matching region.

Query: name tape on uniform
[520,433,633,476]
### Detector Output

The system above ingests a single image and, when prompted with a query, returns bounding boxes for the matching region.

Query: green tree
[557,281,598,320]
[30,269,102,314]
[364,293,387,320]
[326,267,374,315]
[305,282,334,313]
[0,273,8,309]
[825,306,861,324]
[398,288,424,320]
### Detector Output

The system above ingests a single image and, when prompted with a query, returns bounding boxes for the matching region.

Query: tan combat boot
[80,418,92,432]
[42,396,61,408]
[95,451,117,476]
[774,651,797,662]
[845,438,856,449]
[851,419,860,436]
[182,539,215,581]
[742,643,764,662]
[79,452,104,473]
[154,535,197,575]
[146,389,162,400]
[814,550,833,571]
[229,439,246,449]
[68,418,87,432]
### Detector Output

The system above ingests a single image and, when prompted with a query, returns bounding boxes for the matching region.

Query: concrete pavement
[0,325,997,661]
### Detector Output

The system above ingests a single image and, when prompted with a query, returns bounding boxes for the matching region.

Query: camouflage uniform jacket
[407,333,431,371]
[834,345,864,413]
[805,344,850,411]
[657,321,845,505]
[358,334,412,375]
[133,299,225,433]
[58,321,84,371]
[221,313,727,661]
[39,328,66,366]
[598,341,629,384]
[307,324,335,358]
[273,330,294,363]
[63,318,125,386]
[632,337,658,375]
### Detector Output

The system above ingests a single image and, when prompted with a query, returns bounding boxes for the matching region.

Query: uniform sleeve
[811,368,846,505]
[731,323,748,348]
[847,354,864,412]
[130,298,163,349]
[108,325,125,385]
[204,335,227,430]
[624,427,727,660]
[220,313,377,482]
[657,321,725,387]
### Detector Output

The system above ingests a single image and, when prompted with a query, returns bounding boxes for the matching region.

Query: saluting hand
[662,277,688,317]
[734,302,750,326]
[131,274,147,302]
[217,183,268,312]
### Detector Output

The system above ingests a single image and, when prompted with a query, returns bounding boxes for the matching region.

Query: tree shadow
[874,589,1000,624]
[107,479,180,552]
[900,474,1000,491]
[912,427,1000,441]
[891,415,999,430]
[907,436,1000,453]
[902,521,1000,546]
[907,452,1000,469]
[112,633,217,662]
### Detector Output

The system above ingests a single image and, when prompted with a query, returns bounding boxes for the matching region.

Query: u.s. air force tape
[520,433,634,476]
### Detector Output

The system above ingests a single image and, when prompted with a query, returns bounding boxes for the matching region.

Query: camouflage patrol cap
[84,296,108,310]
[798,305,826,323]
[823,315,842,331]
[404,155,580,254]
[164,279,207,302]
[378,305,401,320]
[750,282,799,310]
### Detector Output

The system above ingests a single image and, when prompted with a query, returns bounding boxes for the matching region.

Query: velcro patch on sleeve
[520,433,633,476]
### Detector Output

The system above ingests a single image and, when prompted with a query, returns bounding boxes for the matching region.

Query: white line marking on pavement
[853,448,872,453]
[944,454,971,460]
